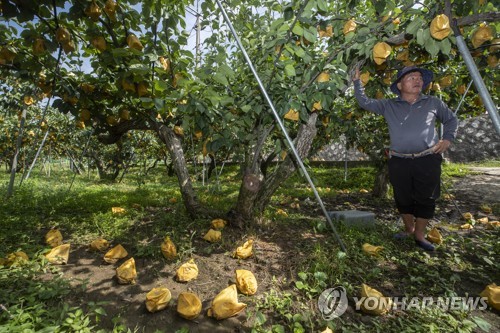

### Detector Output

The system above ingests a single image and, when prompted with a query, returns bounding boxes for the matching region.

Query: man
[352,65,458,251]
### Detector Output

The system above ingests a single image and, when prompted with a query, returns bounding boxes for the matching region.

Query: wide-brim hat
[390,66,433,95]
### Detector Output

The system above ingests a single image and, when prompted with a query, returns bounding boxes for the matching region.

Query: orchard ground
[0,161,499,332]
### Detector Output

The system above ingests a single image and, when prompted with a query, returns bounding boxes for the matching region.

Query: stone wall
[315,115,500,162]
[314,135,370,162]
[446,114,500,162]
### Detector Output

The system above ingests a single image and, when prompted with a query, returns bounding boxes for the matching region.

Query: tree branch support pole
[7,107,28,198]
[215,0,346,252]
[21,129,50,184]
[452,19,500,135]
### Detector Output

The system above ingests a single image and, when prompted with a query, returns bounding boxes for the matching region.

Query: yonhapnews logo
[318,286,489,318]
[317,286,349,320]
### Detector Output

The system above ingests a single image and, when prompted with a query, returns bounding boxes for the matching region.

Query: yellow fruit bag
[430,14,451,40]
[177,292,202,320]
[161,236,177,260]
[111,207,126,215]
[145,286,172,313]
[358,283,392,315]
[362,243,384,256]
[486,221,500,230]
[472,25,493,49]
[45,244,70,265]
[116,257,137,284]
[427,228,443,244]
[5,251,29,267]
[203,229,221,243]
[207,284,247,320]
[373,42,391,65]
[234,239,254,259]
[480,283,500,311]
[210,218,227,230]
[235,269,258,295]
[45,229,63,247]
[104,244,128,264]
[477,217,489,224]
[90,238,109,252]
[176,259,198,282]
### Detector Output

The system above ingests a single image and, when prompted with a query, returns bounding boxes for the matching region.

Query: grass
[0,160,498,332]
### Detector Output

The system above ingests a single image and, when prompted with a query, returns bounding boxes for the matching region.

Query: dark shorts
[388,154,442,219]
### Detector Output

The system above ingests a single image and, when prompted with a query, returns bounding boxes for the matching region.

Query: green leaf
[255,311,267,325]
[317,0,328,12]
[272,325,286,333]
[439,38,452,55]
[298,272,308,280]
[292,24,304,36]
[416,29,427,46]
[294,47,305,58]
[472,316,492,332]
[154,80,169,92]
[303,27,317,43]
[241,105,252,113]
[406,17,424,35]
[314,271,327,281]
[425,38,439,57]
[295,281,305,289]
[285,64,296,77]
[219,64,235,78]
[482,256,494,265]
[213,72,228,85]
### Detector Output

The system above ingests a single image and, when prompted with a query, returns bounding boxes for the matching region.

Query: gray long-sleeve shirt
[354,80,458,154]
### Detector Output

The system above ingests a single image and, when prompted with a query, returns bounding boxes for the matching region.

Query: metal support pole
[215,0,346,252]
[452,20,500,135]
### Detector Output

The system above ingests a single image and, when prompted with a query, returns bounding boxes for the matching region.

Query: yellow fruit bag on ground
[480,283,500,311]
[145,286,172,312]
[210,218,227,230]
[111,207,126,215]
[90,238,109,252]
[161,236,177,260]
[45,229,63,247]
[207,284,247,320]
[4,251,29,267]
[104,244,128,264]
[427,228,443,244]
[358,283,392,315]
[362,243,384,256]
[486,221,500,230]
[116,257,137,284]
[177,292,202,320]
[203,229,221,242]
[45,244,70,265]
[235,269,258,295]
[234,240,254,259]
[176,259,198,282]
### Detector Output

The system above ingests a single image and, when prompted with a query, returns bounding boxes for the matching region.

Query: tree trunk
[372,162,390,198]
[156,124,214,218]
[229,113,319,226]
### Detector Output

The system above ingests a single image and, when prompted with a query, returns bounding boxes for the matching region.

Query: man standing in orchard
[352,66,458,251]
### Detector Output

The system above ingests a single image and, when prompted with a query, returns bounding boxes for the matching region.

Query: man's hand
[352,67,360,81]
[433,140,451,153]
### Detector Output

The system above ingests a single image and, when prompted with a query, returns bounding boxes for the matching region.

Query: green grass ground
[0,161,498,332]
